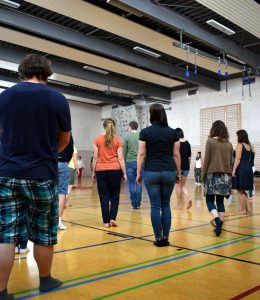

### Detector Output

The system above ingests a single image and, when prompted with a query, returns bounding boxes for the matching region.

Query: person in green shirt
[123,121,142,209]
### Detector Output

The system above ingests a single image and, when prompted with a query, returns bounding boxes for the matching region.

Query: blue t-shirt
[139,122,179,172]
[0,82,71,180]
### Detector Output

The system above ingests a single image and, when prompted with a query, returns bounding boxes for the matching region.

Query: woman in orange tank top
[92,118,127,227]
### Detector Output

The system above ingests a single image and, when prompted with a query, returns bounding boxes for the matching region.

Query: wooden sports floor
[10,179,260,300]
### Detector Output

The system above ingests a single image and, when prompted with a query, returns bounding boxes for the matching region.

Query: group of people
[0,54,255,299]
[92,110,254,243]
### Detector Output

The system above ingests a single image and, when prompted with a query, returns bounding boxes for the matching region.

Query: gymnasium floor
[10,179,260,300]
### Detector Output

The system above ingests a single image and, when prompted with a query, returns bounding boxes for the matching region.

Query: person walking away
[174,128,192,210]
[137,104,181,247]
[0,54,71,299]
[232,130,254,213]
[77,155,84,181]
[202,120,233,237]
[123,121,142,209]
[58,135,74,229]
[65,145,79,207]
[195,152,203,185]
[92,119,127,227]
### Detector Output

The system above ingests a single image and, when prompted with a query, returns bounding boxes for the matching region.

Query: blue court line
[15,235,257,300]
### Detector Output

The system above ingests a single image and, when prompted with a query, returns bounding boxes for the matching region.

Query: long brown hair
[236,129,252,149]
[103,118,116,147]
[149,103,168,127]
[209,120,229,142]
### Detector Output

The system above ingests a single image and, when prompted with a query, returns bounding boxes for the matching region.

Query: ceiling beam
[0,7,220,91]
[0,70,133,107]
[0,42,171,100]
[116,0,260,67]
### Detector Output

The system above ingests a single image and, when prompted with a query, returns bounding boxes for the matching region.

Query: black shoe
[214,217,223,236]
[162,238,170,246]
[154,239,165,247]
[154,239,169,247]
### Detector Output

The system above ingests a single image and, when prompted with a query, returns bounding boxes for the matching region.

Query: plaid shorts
[0,177,58,246]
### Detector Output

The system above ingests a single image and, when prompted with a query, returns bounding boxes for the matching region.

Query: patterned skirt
[204,173,232,196]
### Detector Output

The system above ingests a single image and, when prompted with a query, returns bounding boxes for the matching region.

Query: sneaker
[58,221,67,230]
[103,223,110,227]
[228,195,233,206]
[19,248,30,254]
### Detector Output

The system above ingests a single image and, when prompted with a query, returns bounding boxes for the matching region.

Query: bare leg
[181,176,192,209]
[218,212,225,221]
[34,245,62,292]
[58,194,67,229]
[34,245,54,277]
[174,182,182,209]
[237,190,247,213]
[58,194,66,218]
[0,244,15,291]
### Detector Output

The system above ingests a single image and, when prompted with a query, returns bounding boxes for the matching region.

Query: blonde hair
[103,118,115,147]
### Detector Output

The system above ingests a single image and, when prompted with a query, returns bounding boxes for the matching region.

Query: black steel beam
[116,0,260,67]
[0,71,133,106]
[0,44,171,100]
[0,7,219,91]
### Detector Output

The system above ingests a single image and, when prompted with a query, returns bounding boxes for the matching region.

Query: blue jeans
[96,170,123,223]
[143,171,176,239]
[58,162,69,195]
[126,161,142,208]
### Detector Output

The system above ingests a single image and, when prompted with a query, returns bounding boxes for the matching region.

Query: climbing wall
[111,105,139,139]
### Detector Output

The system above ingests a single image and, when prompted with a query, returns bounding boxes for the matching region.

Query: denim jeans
[195,168,202,183]
[143,171,176,239]
[126,161,142,208]
[206,194,225,212]
[96,170,123,223]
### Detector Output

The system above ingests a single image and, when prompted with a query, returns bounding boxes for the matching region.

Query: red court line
[230,285,260,300]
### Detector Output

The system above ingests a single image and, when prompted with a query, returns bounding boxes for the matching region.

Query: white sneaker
[58,221,67,230]
[19,248,30,254]
[15,247,30,254]
[228,195,233,206]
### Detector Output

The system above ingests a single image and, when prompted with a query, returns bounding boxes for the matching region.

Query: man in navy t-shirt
[0,54,71,299]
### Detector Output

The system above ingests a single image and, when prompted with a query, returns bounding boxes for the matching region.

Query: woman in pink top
[92,118,127,227]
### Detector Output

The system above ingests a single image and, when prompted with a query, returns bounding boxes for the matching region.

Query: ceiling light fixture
[83,65,109,75]
[0,0,20,9]
[133,46,161,58]
[206,19,235,35]
[48,79,71,87]
[106,0,143,17]
[226,54,245,65]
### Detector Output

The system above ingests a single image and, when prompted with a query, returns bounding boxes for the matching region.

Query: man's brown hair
[18,54,53,81]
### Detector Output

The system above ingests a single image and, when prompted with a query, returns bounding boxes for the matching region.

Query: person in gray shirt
[123,121,142,209]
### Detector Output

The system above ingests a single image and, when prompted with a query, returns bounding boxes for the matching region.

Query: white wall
[168,77,260,145]
[69,100,102,150]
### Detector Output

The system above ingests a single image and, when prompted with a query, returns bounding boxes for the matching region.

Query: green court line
[93,246,260,300]
[13,234,249,296]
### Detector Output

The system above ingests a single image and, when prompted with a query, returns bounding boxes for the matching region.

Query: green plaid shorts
[0,177,58,246]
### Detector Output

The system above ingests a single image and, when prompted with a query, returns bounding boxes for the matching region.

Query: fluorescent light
[226,54,245,65]
[106,0,143,17]
[83,65,109,75]
[48,79,71,87]
[0,0,20,9]
[206,19,235,35]
[133,46,161,58]
[0,80,16,88]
